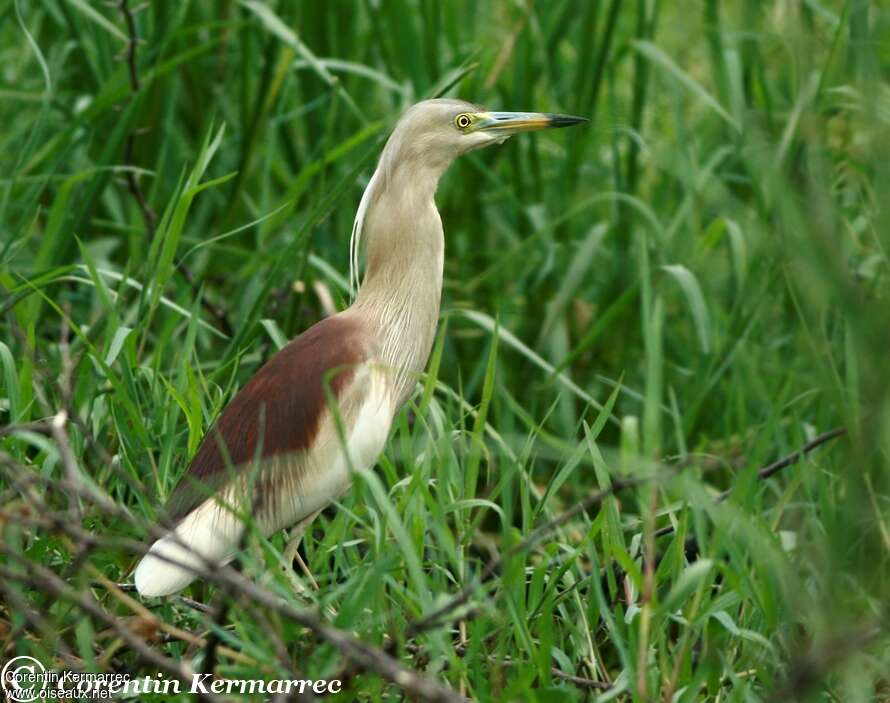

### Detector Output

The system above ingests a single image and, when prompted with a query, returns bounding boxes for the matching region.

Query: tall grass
[1,1,888,700]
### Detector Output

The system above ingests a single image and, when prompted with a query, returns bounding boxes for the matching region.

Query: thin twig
[0,465,468,703]
[116,2,233,335]
[0,557,225,703]
[403,641,612,692]
[740,426,846,484]
[116,1,231,335]
[116,2,237,338]
[768,618,884,702]
[50,411,83,520]
[200,572,235,680]
[654,426,846,538]
[118,0,157,239]
[0,420,53,438]
[0,577,79,665]
[326,473,669,692]
[89,566,261,669]
[335,425,848,691]
[407,474,647,638]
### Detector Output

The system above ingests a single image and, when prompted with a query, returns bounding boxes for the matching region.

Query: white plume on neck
[349,167,382,299]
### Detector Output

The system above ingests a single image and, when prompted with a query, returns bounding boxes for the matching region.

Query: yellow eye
[455,113,472,130]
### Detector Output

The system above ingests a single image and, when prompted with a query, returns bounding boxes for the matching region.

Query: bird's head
[382,98,587,176]
[352,99,586,294]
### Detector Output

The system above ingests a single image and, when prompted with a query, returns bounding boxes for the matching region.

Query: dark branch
[655,426,846,539]
[769,618,884,702]
[0,464,467,703]
[118,0,157,239]
[740,426,846,484]
[407,474,646,638]
[114,2,233,337]
[0,557,226,703]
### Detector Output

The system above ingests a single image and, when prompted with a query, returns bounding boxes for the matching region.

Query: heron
[134,98,586,597]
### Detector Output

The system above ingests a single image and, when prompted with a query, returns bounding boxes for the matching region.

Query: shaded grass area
[1,1,889,700]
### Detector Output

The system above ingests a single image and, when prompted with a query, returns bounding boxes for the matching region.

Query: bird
[134,98,586,597]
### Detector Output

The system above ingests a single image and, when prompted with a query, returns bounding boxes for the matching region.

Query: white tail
[134,499,244,597]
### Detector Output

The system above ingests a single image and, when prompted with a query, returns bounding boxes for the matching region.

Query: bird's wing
[163,312,371,524]
[135,312,393,597]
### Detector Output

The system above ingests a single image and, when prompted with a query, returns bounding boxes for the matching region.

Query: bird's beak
[472,111,588,135]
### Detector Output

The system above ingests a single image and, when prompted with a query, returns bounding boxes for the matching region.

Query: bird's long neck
[351,160,445,406]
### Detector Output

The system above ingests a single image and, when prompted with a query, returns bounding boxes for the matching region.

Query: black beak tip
[547,114,589,128]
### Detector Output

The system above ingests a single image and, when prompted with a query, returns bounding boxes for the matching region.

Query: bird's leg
[282,509,322,592]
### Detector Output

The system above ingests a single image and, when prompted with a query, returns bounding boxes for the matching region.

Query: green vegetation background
[1,1,888,701]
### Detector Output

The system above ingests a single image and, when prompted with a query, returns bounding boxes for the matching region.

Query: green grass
[1,1,889,701]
